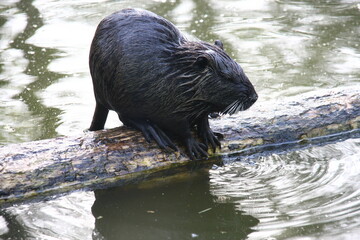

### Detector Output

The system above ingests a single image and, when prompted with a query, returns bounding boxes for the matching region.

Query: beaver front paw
[185,137,208,160]
[199,128,222,153]
[197,117,222,152]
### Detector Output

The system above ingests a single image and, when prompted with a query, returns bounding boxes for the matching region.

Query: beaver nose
[249,92,258,102]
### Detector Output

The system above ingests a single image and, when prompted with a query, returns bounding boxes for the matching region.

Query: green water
[0,0,360,239]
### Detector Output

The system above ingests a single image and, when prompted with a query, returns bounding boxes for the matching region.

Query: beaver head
[169,40,257,123]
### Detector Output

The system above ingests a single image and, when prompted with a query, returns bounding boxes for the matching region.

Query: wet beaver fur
[89,8,258,159]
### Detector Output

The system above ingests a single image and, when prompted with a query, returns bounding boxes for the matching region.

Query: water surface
[0,0,360,239]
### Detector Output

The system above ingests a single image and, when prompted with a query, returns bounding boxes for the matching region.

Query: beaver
[89,8,258,160]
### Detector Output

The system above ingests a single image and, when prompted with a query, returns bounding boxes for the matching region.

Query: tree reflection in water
[92,170,259,240]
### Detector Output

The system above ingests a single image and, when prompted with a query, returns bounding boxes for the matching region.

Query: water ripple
[210,138,360,239]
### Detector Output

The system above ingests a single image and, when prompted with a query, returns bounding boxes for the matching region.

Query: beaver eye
[220,72,236,83]
[227,77,237,83]
[227,74,242,83]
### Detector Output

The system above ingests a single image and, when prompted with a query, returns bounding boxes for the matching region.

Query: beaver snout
[243,88,258,111]
[249,92,258,103]
[228,84,257,113]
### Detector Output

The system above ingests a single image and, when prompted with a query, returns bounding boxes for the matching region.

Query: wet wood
[0,87,359,206]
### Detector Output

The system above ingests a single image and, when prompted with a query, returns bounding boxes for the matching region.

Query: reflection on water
[92,171,259,240]
[2,191,95,239]
[211,138,360,239]
[0,0,360,239]
[0,0,65,144]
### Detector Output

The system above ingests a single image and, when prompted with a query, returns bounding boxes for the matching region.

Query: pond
[0,0,360,239]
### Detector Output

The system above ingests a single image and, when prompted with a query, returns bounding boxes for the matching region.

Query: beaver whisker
[231,101,242,115]
[222,100,240,115]
[235,102,244,113]
[222,98,249,115]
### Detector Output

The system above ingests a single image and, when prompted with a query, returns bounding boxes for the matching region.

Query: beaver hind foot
[125,116,217,160]
[120,117,178,152]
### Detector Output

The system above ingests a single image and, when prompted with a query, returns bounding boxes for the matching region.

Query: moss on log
[1,87,360,206]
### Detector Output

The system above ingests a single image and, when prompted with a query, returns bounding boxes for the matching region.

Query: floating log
[0,87,359,206]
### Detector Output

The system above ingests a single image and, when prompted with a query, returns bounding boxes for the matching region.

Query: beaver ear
[214,40,224,50]
[193,56,209,69]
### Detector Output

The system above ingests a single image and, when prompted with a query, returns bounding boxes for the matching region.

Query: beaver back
[90,8,257,126]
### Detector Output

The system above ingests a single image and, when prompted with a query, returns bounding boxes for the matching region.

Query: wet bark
[1,87,359,206]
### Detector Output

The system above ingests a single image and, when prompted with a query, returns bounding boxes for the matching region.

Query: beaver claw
[185,137,208,160]
[200,128,221,152]
[122,118,177,151]
[197,117,222,152]
[141,123,178,151]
